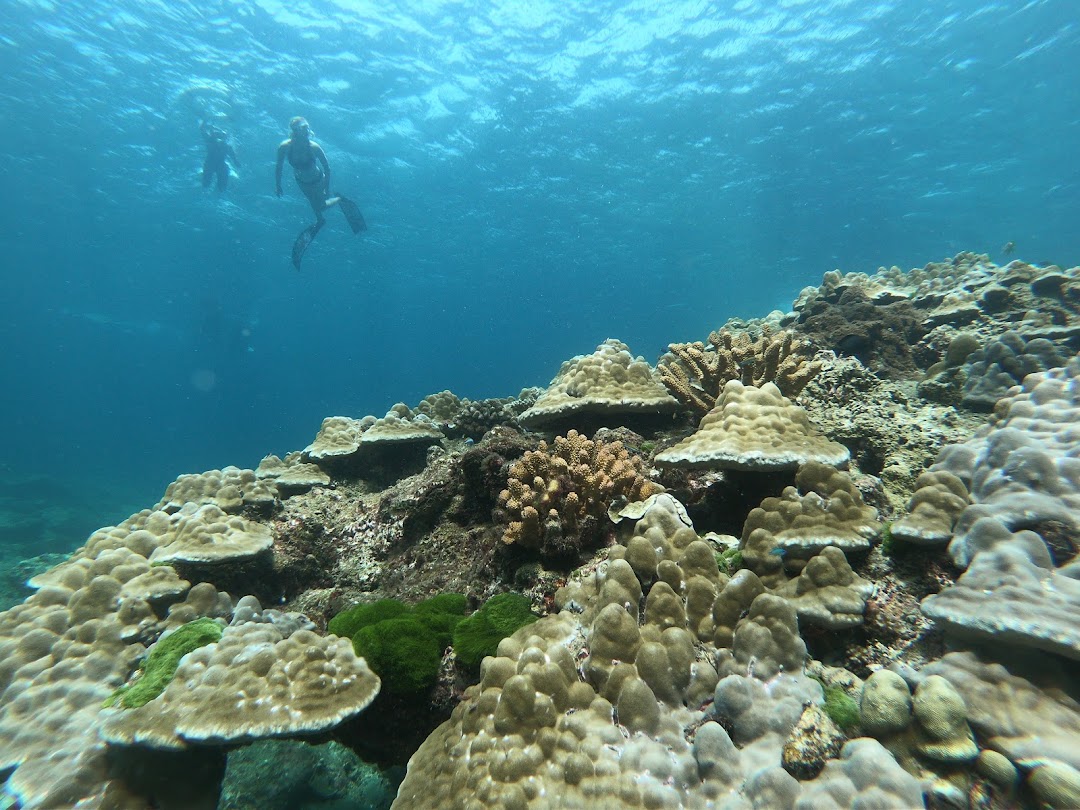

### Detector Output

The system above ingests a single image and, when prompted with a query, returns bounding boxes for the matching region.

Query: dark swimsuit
[288,142,323,186]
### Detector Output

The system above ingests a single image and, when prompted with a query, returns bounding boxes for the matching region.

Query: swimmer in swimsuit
[275,116,339,223]
[274,116,366,269]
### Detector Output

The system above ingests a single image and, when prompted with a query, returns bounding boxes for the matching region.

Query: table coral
[101,622,381,749]
[147,502,273,566]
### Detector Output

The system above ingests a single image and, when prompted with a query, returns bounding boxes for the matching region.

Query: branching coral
[659,327,822,416]
[496,430,659,556]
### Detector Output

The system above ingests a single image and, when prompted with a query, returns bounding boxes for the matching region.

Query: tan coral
[155,466,277,514]
[655,381,850,472]
[775,546,875,630]
[496,430,659,554]
[517,339,678,428]
[303,415,365,460]
[740,463,880,578]
[890,470,970,546]
[255,452,330,494]
[660,327,823,416]
[148,503,273,566]
[394,487,923,809]
[360,403,445,445]
[415,390,464,424]
[101,623,380,749]
[0,553,157,807]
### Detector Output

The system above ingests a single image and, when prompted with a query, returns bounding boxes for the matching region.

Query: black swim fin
[337,196,367,234]
[291,220,325,270]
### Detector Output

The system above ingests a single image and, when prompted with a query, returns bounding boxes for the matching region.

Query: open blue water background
[0,0,1077,552]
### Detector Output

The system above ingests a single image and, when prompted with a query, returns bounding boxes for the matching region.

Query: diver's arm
[275,141,288,195]
[313,143,331,185]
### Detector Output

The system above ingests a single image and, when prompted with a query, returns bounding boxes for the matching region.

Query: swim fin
[338,196,367,234]
[291,220,325,270]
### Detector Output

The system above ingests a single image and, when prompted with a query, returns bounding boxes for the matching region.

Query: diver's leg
[216,165,228,192]
[322,176,340,209]
[299,182,326,223]
[202,162,213,189]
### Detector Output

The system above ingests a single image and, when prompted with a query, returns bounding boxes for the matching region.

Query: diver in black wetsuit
[200,121,239,192]
[275,116,365,269]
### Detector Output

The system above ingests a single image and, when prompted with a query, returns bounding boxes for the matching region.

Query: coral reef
[2,251,1078,809]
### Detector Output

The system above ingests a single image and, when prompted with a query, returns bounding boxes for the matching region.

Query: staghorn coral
[659,327,823,416]
[496,430,658,557]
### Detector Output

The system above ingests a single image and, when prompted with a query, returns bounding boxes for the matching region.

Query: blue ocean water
[0,0,1077,549]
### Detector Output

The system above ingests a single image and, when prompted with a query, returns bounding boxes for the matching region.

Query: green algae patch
[353,617,443,696]
[452,592,538,668]
[716,547,743,575]
[327,594,466,697]
[820,682,861,732]
[328,598,411,640]
[107,617,223,709]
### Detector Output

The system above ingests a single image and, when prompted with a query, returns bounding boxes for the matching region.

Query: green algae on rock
[106,616,223,709]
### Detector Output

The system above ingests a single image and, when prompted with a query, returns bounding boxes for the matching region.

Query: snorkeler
[275,116,366,269]
[200,120,239,192]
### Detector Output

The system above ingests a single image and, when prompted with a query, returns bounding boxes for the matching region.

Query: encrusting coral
[659,327,823,417]
[496,429,659,556]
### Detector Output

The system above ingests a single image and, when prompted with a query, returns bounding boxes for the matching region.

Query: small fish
[1002,241,1016,255]
[769,546,787,557]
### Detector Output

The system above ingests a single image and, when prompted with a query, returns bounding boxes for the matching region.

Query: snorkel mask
[289,116,311,138]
